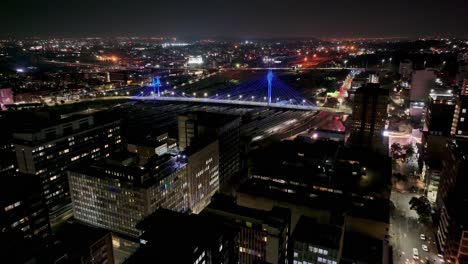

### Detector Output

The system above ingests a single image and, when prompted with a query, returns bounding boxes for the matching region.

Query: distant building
[435,139,468,263]
[203,194,290,264]
[369,74,379,84]
[349,83,388,148]
[13,112,122,229]
[410,69,436,102]
[0,88,14,110]
[399,59,413,79]
[124,208,239,264]
[68,153,188,237]
[290,216,342,264]
[182,139,220,214]
[178,112,241,187]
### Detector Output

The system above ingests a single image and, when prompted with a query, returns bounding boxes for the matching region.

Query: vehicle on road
[420,234,426,240]
[413,248,419,260]
[422,244,428,252]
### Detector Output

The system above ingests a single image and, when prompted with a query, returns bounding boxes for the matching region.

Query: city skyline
[2,0,468,38]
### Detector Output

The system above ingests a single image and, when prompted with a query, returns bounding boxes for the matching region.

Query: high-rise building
[68,153,188,237]
[178,112,241,186]
[290,216,342,264]
[0,174,51,242]
[203,194,291,264]
[0,115,16,177]
[425,90,456,136]
[13,112,122,229]
[124,208,239,264]
[435,139,468,263]
[182,139,220,214]
[462,79,468,96]
[451,93,468,138]
[410,69,436,102]
[349,83,388,148]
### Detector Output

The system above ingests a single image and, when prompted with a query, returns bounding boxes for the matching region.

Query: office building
[127,132,169,164]
[425,90,456,136]
[340,231,391,264]
[435,139,468,263]
[1,174,51,242]
[349,83,388,148]
[204,194,291,264]
[178,112,241,186]
[13,112,122,228]
[124,208,239,264]
[399,59,413,79]
[56,222,115,264]
[68,153,188,237]
[451,93,468,137]
[182,139,220,214]
[0,116,16,176]
[290,216,342,264]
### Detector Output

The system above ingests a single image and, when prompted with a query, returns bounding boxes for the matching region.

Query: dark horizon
[2,0,468,39]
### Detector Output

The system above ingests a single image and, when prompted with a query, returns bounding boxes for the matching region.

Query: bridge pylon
[267,69,273,105]
[152,76,161,97]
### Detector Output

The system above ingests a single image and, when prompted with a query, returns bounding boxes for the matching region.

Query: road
[390,188,443,264]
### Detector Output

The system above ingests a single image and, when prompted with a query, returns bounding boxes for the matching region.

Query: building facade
[68,154,188,237]
[436,139,468,263]
[178,112,241,186]
[349,83,388,148]
[183,139,220,214]
[204,195,291,264]
[13,113,122,229]
[451,94,468,138]
[290,216,342,264]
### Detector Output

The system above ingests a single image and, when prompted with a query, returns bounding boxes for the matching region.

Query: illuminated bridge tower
[267,69,273,105]
[152,76,161,97]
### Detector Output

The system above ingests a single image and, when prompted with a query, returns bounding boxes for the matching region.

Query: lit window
[463,109,467,113]
[323,249,328,255]
[294,252,298,258]
[461,117,465,122]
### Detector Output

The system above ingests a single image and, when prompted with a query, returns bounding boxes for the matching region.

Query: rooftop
[205,194,290,230]
[291,216,342,249]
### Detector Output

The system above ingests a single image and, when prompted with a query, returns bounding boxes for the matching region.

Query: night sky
[2,0,468,38]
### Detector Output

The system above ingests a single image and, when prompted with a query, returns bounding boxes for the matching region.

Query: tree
[391,143,403,158]
[403,144,415,159]
[393,173,408,182]
[409,196,431,222]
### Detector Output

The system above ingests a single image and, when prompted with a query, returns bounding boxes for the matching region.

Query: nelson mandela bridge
[132,69,352,114]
